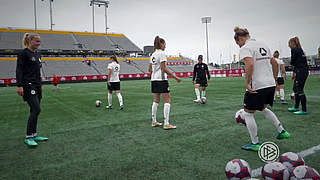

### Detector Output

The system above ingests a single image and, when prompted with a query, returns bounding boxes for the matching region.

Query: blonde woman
[16,33,48,147]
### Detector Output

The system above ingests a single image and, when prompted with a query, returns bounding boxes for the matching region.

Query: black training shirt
[290,47,308,71]
[16,48,42,87]
[192,63,210,81]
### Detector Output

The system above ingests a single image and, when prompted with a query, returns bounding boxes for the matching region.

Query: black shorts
[107,82,120,91]
[243,86,275,111]
[151,80,170,93]
[23,85,42,101]
[196,79,208,87]
[277,77,284,85]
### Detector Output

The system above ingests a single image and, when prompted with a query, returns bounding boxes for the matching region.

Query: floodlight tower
[90,0,110,33]
[201,16,212,65]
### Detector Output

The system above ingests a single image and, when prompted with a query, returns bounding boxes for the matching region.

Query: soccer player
[52,74,59,89]
[192,55,210,103]
[287,37,309,115]
[16,33,48,147]
[149,36,181,130]
[273,51,287,103]
[106,55,124,110]
[233,27,290,151]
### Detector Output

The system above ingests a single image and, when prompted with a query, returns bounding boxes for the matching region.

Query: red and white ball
[262,162,290,180]
[290,165,320,180]
[279,152,305,172]
[225,159,251,180]
[235,109,246,125]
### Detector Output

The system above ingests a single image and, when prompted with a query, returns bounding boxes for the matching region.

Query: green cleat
[293,111,308,115]
[277,130,291,139]
[24,138,38,147]
[288,107,299,112]
[34,136,48,142]
[241,143,260,151]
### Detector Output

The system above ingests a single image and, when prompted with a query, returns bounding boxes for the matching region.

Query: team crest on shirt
[202,65,204,68]
[31,90,36,95]
[31,57,36,61]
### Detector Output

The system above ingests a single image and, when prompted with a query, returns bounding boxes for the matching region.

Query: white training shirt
[275,58,284,78]
[239,39,276,90]
[107,61,120,82]
[150,49,168,81]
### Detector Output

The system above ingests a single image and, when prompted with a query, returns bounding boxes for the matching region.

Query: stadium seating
[0,31,24,49]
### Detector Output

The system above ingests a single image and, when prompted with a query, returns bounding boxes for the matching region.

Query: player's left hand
[108,82,111,86]
[247,84,257,94]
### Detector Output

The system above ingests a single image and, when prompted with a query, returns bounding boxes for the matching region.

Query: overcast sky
[1,0,319,64]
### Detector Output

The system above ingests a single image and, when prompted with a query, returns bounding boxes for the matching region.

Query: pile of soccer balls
[225,152,320,179]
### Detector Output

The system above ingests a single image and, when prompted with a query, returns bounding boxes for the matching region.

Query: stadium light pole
[90,0,110,33]
[41,0,54,30]
[201,16,212,65]
[33,0,37,30]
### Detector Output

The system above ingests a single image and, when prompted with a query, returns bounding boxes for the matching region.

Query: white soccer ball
[95,100,102,107]
[225,159,251,180]
[235,109,246,125]
[290,165,320,180]
[279,152,305,173]
[262,162,290,180]
[201,97,207,104]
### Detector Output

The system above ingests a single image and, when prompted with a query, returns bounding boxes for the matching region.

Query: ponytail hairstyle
[22,32,40,47]
[273,50,280,58]
[234,26,250,41]
[154,36,165,51]
[110,55,119,64]
[289,36,302,48]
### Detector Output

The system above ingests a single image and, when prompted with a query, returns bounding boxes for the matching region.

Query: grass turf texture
[0,76,319,179]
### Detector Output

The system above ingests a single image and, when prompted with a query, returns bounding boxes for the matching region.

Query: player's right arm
[192,65,196,84]
[280,62,287,80]
[270,58,278,81]
[244,57,256,93]
[148,63,152,73]
[16,52,24,96]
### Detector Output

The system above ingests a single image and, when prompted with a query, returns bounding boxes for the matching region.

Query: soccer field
[1,76,319,179]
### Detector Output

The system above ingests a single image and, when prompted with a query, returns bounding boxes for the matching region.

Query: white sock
[262,108,284,133]
[280,89,285,100]
[276,90,280,97]
[108,93,112,106]
[201,90,206,98]
[116,93,123,106]
[243,111,259,144]
[152,102,158,123]
[164,103,171,125]
[195,88,200,100]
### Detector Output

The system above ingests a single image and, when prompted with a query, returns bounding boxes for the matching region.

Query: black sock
[300,95,307,112]
[294,94,300,109]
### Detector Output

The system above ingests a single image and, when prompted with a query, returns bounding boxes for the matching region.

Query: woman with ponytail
[149,36,181,130]
[16,32,48,147]
[288,37,309,115]
[106,55,123,110]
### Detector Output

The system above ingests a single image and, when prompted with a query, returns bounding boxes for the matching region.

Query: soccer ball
[225,159,251,180]
[290,165,320,180]
[201,97,207,104]
[95,100,102,107]
[235,109,246,125]
[279,152,305,172]
[262,162,290,180]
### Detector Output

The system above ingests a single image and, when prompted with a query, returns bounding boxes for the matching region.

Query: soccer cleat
[105,105,112,109]
[241,143,260,151]
[33,136,48,142]
[288,107,299,112]
[281,100,288,104]
[163,124,176,130]
[120,105,124,110]
[293,110,308,115]
[151,122,163,127]
[24,138,38,147]
[277,130,291,139]
[193,99,201,103]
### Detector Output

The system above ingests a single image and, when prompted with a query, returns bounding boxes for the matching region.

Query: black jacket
[193,63,210,81]
[16,48,42,87]
[290,47,308,71]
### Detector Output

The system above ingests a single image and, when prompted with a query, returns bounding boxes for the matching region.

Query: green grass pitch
[0,76,319,179]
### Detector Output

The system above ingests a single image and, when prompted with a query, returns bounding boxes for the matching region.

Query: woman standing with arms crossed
[149,36,181,130]
[288,37,309,115]
[16,33,48,147]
